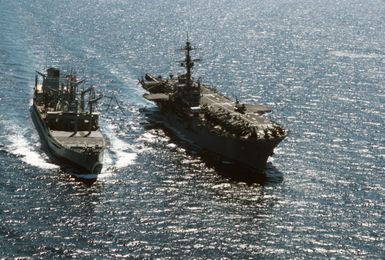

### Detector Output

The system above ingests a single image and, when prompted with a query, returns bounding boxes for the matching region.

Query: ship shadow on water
[59,167,98,186]
[196,152,283,185]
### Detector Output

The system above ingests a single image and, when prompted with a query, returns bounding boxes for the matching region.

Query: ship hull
[30,104,104,181]
[152,107,284,174]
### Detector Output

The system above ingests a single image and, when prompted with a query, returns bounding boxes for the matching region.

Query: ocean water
[0,0,384,258]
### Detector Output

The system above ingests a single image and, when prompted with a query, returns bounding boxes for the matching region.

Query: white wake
[1,120,59,169]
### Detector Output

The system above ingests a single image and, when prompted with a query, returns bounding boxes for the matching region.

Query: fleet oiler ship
[31,67,105,181]
[139,40,287,175]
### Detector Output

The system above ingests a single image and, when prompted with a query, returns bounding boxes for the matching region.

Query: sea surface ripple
[0,0,384,258]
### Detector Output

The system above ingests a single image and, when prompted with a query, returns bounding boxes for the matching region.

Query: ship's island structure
[31,67,105,181]
[139,40,287,175]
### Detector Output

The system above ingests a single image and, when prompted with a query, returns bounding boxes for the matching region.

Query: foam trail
[110,135,137,168]
[98,152,114,180]
[2,122,59,169]
[103,124,137,170]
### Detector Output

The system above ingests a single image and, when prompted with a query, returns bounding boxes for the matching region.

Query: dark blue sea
[1,0,384,258]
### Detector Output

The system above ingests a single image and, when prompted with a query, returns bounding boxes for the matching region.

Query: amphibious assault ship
[139,40,287,174]
[31,67,105,181]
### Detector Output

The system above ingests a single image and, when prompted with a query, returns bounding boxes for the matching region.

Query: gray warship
[31,67,105,181]
[140,40,287,174]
